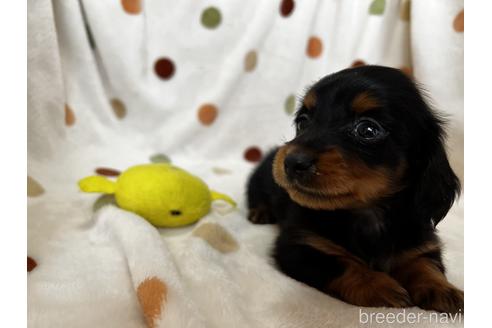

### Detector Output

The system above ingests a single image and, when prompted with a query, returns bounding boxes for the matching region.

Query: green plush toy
[78,163,236,227]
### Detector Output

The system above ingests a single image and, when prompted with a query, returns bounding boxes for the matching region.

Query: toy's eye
[170,210,181,216]
[296,114,310,133]
[353,118,387,141]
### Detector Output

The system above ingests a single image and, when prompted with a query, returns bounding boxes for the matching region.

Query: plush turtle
[78,163,236,227]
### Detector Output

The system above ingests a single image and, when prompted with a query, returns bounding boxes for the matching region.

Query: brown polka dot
[154,58,175,80]
[400,0,410,21]
[28,176,45,197]
[198,104,218,126]
[192,223,239,253]
[306,36,323,58]
[121,0,142,15]
[27,256,37,272]
[65,104,75,126]
[453,9,464,32]
[137,277,167,328]
[95,167,121,177]
[280,0,295,17]
[351,60,366,68]
[244,50,258,72]
[244,147,263,162]
[110,99,127,119]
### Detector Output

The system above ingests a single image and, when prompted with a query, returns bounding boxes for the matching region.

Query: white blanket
[28,0,464,327]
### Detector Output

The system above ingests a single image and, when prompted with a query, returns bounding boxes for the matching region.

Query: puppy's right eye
[353,118,387,142]
[296,114,310,133]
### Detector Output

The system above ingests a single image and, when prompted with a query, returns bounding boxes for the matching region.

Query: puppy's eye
[296,114,310,132]
[354,119,386,141]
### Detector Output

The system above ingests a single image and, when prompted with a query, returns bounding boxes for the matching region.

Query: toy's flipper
[78,176,116,194]
[210,190,237,207]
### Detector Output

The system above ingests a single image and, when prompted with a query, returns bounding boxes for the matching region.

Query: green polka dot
[284,94,296,115]
[150,153,171,163]
[201,7,222,29]
[92,194,117,212]
[212,167,232,175]
[369,0,385,15]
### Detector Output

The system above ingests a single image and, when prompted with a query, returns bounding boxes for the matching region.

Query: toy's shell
[115,164,212,227]
[79,163,236,228]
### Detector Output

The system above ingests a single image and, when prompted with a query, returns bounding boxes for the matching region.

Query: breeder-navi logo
[359,309,463,325]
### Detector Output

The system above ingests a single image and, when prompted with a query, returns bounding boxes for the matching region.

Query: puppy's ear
[413,130,461,227]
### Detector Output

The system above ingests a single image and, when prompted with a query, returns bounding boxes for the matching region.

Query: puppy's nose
[284,152,316,178]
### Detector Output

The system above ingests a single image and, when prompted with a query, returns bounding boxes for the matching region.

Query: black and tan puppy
[247,66,463,313]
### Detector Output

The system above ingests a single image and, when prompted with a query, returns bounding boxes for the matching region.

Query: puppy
[247,66,463,313]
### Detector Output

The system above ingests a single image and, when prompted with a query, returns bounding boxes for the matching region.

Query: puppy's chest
[301,210,394,268]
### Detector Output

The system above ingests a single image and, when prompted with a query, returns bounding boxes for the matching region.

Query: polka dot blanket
[28,0,464,327]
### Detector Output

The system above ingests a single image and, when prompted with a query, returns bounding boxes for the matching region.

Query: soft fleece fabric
[28,0,464,327]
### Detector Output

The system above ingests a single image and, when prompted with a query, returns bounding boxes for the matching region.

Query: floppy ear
[413,135,461,227]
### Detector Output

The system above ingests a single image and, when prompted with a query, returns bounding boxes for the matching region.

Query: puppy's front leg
[391,242,464,314]
[274,231,412,308]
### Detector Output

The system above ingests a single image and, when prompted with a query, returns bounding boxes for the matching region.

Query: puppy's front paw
[334,270,412,308]
[247,207,275,224]
[412,283,464,314]
[359,271,412,308]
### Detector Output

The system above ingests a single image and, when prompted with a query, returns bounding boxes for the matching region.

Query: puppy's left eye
[354,119,386,141]
[296,114,310,132]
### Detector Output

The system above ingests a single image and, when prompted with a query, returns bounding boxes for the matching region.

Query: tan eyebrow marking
[303,90,317,110]
[352,91,381,113]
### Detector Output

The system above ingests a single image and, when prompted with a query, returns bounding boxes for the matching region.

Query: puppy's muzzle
[284,151,316,182]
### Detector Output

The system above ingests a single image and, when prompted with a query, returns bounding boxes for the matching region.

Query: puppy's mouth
[272,146,359,210]
[292,182,352,199]
[278,178,357,210]
[272,144,403,210]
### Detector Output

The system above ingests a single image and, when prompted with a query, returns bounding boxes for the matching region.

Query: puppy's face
[274,66,434,210]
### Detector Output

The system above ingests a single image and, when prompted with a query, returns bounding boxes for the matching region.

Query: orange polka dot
[351,60,366,68]
[400,66,413,78]
[121,0,142,15]
[27,256,37,272]
[110,99,127,119]
[137,277,167,328]
[198,104,218,126]
[306,37,323,58]
[244,147,262,162]
[453,10,464,32]
[65,104,75,126]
